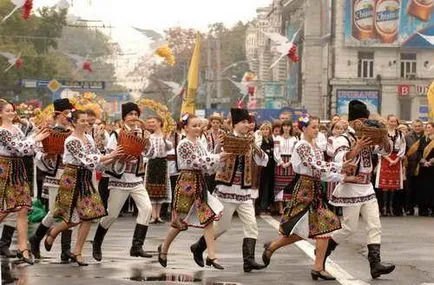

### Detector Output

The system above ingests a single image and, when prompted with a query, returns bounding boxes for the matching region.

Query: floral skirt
[172,170,223,231]
[274,155,295,202]
[279,175,341,239]
[146,157,170,200]
[53,165,106,223]
[0,156,32,213]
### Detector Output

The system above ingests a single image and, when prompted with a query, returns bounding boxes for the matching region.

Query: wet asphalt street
[1,215,434,285]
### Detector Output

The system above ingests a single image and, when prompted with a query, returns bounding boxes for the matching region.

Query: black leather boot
[92,225,108,261]
[190,236,207,267]
[367,244,395,279]
[29,223,49,259]
[242,238,266,273]
[0,225,16,258]
[129,224,152,258]
[60,230,73,263]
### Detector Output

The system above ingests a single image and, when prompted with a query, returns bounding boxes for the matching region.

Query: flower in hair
[181,113,190,126]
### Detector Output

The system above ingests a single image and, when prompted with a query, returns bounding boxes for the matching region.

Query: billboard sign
[336,89,380,115]
[344,0,434,48]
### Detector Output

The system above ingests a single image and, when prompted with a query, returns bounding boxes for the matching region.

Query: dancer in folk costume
[92,102,153,261]
[262,116,345,281]
[43,110,121,266]
[327,100,395,279]
[0,99,50,264]
[273,120,298,214]
[30,99,75,262]
[157,114,230,269]
[0,115,34,258]
[146,116,173,223]
[190,108,269,273]
[375,114,406,216]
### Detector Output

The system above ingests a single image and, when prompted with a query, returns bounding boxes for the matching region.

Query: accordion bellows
[352,119,388,145]
[222,133,251,155]
[42,129,72,155]
[118,129,149,157]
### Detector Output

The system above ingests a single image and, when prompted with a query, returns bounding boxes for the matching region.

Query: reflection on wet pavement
[1,258,30,284]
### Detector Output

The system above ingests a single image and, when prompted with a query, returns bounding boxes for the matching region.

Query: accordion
[222,133,252,155]
[42,128,71,155]
[351,119,388,146]
[118,129,150,157]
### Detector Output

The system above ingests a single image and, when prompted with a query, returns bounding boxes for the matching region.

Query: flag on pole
[180,33,201,117]
[427,80,434,120]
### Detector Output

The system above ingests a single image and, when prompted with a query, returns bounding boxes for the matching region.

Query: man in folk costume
[206,112,225,154]
[92,102,153,261]
[190,108,268,272]
[326,100,395,279]
[30,98,75,262]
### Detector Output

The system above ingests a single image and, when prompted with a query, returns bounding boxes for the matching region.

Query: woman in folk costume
[30,98,75,262]
[375,114,406,216]
[262,115,347,281]
[0,115,35,259]
[146,116,173,223]
[205,113,225,194]
[0,99,49,264]
[326,120,346,202]
[92,102,154,262]
[407,122,434,216]
[157,114,229,269]
[190,108,269,273]
[327,100,395,279]
[43,110,121,266]
[256,121,275,215]
[273,119,298,214]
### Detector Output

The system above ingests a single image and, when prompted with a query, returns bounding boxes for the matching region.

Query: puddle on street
[128,268,242,284]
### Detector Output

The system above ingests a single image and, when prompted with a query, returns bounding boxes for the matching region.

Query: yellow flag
[180,33,201,117]
[428,80,434,120]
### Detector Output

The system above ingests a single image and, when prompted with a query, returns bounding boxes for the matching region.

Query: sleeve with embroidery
[273,137,282,164]
[177,140,221,174]
[254,148,269,167]
[0,129,36,156]
[65,139,101,170]
[35,151,58,172]
[326,137,335,158]
[294,142,342,182]
[333,136,352,163]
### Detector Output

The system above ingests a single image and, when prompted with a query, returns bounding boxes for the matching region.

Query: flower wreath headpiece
[297,114,310,129]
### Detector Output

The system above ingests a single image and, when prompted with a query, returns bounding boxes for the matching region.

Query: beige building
[247,0,434,120]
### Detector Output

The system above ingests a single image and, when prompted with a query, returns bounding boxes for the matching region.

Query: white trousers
[41,185,59,227]
[99,185,152,229]
[214,200,258,239]
[331,199,382,245]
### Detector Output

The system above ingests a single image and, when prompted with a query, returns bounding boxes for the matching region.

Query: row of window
[357,52,417,79]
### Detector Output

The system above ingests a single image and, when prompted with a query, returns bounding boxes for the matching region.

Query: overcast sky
[37,0,272,32]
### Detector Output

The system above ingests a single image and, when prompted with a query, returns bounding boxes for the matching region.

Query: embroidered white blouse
[148,133,173,158]
[273,135,298,165]
[62,134,101,171]
[0,125,36,157]
[177,138,222,175]
[330,130,390,206]
[290,139,343,182]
